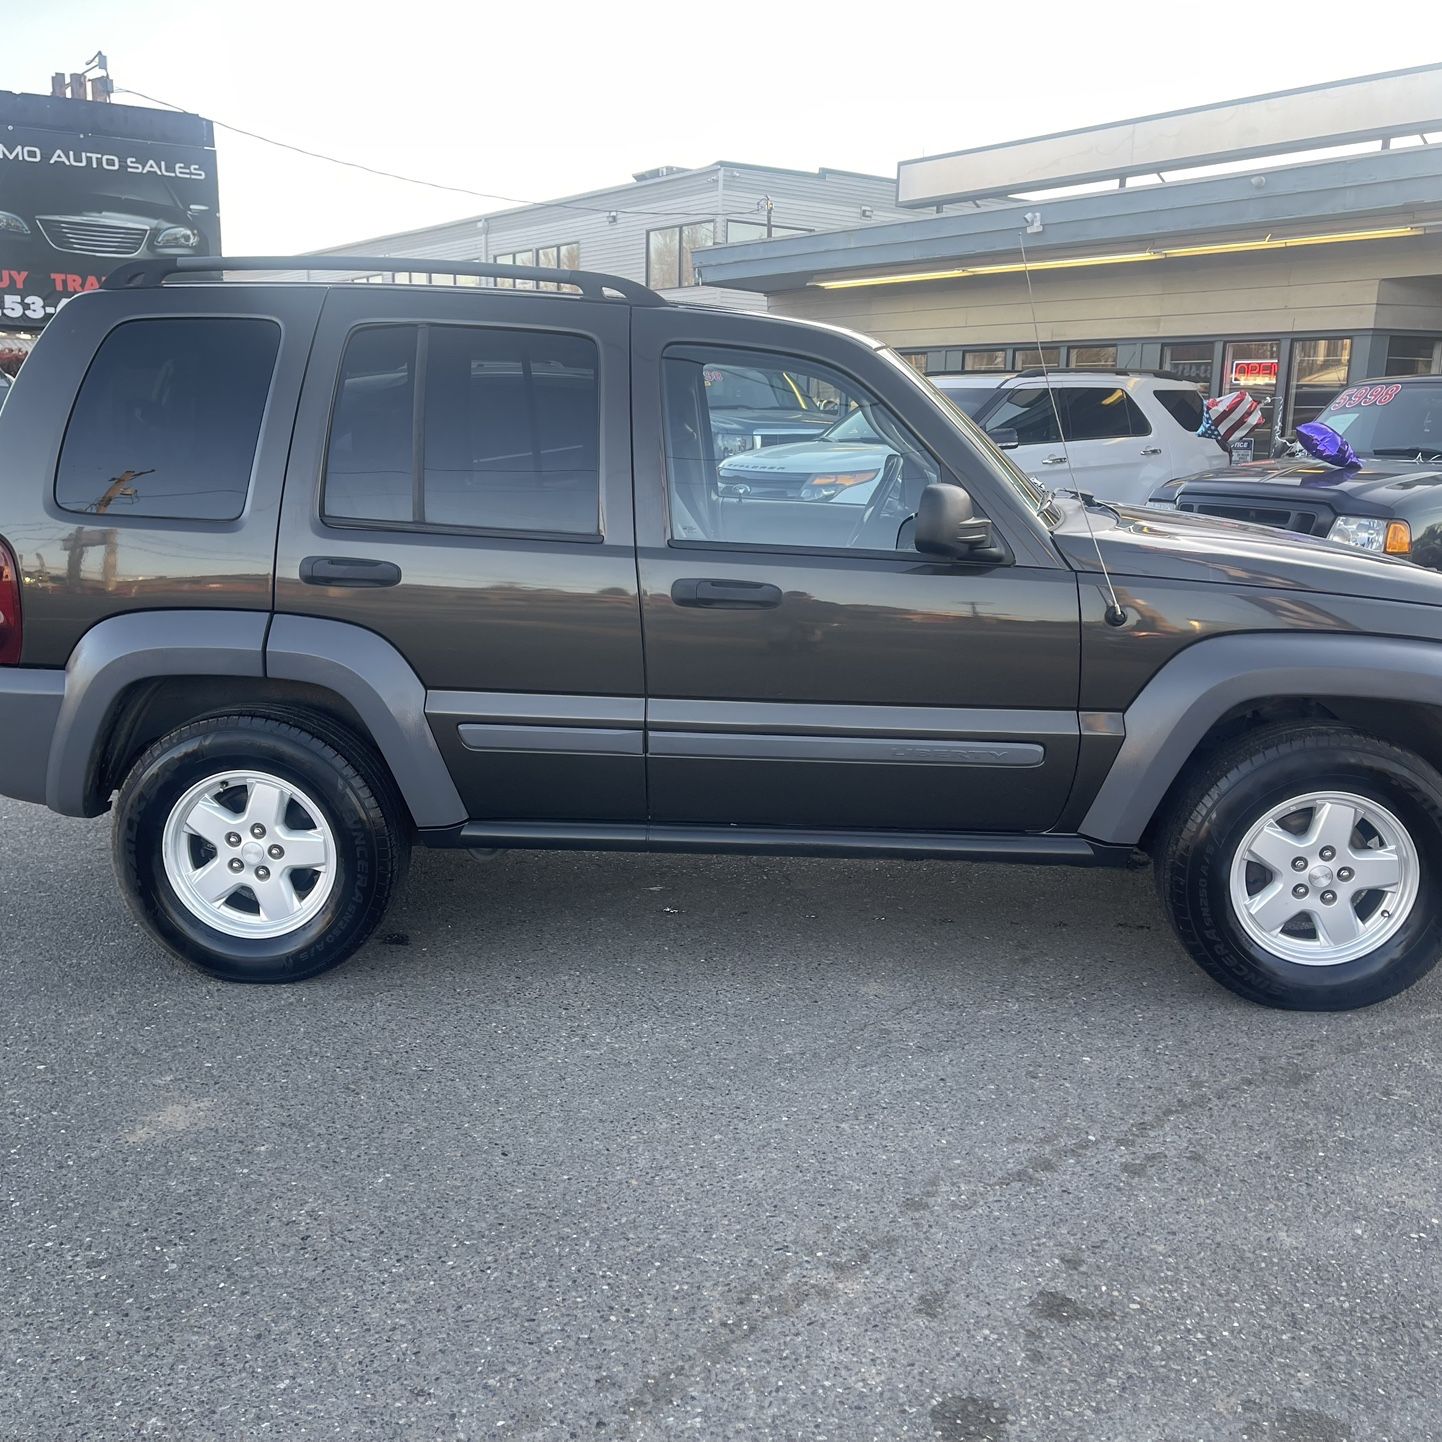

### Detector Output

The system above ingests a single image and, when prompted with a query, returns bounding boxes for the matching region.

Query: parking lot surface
[3,794,1441,1442]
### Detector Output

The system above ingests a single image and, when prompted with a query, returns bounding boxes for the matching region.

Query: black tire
[114,714,409,983]
[1156,723,1442,1010]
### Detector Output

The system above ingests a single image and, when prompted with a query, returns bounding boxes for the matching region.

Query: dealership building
[277,161,928,311]
[694,66,1442,456]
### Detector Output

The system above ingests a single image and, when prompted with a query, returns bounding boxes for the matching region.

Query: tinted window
[1155,388,1204,431]
[1064,387,1150,440]
[325,326,417,523]
[663,345,939,553]
[323,324,600,536]
[424,326,599,534]
[56,317,279,521]
[977,386,1061,446]
[931,380,1001,417]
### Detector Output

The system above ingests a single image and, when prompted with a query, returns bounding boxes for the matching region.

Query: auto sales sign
[0,90,220,327]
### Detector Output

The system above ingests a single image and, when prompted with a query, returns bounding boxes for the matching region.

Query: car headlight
[800,470,879,500]
[0,211,30,236]
[1327,515,1411,554]
[1144,498,1175,509]
[716,434,757,459]
[154,224,201,250]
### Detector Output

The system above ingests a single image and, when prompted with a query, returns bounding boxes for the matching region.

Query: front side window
[56,317,280,521]
[975,386,1062,446]
[646,222,715,289]
[662,345,940,553]
[324,324,601,537]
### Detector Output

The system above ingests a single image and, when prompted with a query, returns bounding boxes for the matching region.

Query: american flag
[1198,391,1264,445]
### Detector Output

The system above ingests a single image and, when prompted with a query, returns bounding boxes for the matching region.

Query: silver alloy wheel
[1229,790,1419,966]
[161,770,337,940]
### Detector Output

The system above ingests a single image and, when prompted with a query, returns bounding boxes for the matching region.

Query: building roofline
[694,143,1442,293]
[898,63,1442,170]
[306,159,899,257]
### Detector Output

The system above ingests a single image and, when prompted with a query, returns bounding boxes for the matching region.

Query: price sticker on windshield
[1330,383,1402,410]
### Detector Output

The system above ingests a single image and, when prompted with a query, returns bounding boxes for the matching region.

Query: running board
[425,821,1134,867]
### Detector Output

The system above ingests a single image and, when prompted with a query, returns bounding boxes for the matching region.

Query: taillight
[0,537,21,665]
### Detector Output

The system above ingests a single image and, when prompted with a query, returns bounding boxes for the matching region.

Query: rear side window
[1155,388,1205,432]
[324,323,601,538]
[1063,386,1151,440]
[56,317,280,521]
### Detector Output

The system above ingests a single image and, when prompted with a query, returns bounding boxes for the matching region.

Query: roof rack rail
[102,255,670,307]
[1012,365,1191,381]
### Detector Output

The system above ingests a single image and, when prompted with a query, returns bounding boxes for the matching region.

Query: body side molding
[1080,632,1442,845]
[48,610,269,816]
[267,614,466,828]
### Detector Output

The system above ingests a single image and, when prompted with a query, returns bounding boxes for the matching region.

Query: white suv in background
[969,369,1226,505]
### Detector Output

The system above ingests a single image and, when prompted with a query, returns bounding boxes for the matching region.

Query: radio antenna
[1018,227,1127,628]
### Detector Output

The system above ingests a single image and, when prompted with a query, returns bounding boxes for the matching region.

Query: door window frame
[656,338,1022,565]
[318,318,607,546]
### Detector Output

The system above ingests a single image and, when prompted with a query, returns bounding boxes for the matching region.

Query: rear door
[275,285,645,822]
[633,308,1082,834]
[1057,385,1165,505]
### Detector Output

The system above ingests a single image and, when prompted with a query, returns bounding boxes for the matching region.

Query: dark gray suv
[5,255,1442,1010]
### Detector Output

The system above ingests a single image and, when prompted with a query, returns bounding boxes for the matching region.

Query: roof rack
[1012,366,1191,381]
[102,255,669,306]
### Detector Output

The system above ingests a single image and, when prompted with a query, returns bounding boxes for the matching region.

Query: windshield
[703,364,814,412]
[931,382,1002,417]
[1317,382,1442,458]
[820,407,883,444]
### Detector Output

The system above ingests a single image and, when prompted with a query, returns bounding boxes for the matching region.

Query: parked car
[716,373,1013,501]
[702,361,835,460]
[1147,375,1442,565]
[9,255,1442,1011]
[968,369,1226,505]
[930,371,1016,417]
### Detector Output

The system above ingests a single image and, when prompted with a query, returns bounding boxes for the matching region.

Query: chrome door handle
[1041,455,1068,465]
[1140,446,1163,456]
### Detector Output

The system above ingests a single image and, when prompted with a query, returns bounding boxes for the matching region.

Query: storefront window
[1013,347,1061,370]
[1163,342,1215,391]
[1070,345,1118,369]
[901,353,929,374]
[1386,336,1442,376]
[1221,340,1280,459]
[963,350,1007,372]
[1286,338,1351,433]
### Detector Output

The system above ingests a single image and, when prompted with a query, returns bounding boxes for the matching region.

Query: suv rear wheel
[1158,723,1442,1009]
[114,714,408,982]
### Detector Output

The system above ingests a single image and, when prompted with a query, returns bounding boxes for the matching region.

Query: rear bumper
[0,669,65,807]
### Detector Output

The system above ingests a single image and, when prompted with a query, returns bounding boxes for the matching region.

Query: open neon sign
[1230,359,1279,387]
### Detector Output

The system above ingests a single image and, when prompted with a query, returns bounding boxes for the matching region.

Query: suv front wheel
[1158,723,1442,1009]
[114,714,408,982]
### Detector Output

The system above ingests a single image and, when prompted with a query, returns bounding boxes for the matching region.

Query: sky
[3,0,1439,254]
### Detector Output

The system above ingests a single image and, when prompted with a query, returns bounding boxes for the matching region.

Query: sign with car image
[0,95,219,326]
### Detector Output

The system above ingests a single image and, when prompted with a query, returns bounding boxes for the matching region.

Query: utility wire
[114,88,782,222]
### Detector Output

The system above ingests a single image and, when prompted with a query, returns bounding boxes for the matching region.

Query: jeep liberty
[4,256,1442,1010]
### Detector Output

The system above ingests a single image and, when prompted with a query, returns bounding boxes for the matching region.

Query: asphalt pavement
[3,793,1441,1442]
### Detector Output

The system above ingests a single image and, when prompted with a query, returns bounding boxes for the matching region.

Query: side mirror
[987,425,1020,450]
[914,483,1004,562]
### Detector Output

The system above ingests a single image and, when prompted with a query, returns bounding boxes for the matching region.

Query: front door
[632,309,1082,834]
[276,285,645,822]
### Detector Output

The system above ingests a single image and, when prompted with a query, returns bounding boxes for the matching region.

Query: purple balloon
[1297,421,1361,469]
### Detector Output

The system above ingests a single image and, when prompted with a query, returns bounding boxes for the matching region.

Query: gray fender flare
[1080,632,1442,846]
[266,614,465,829]
[49,611,269,816]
